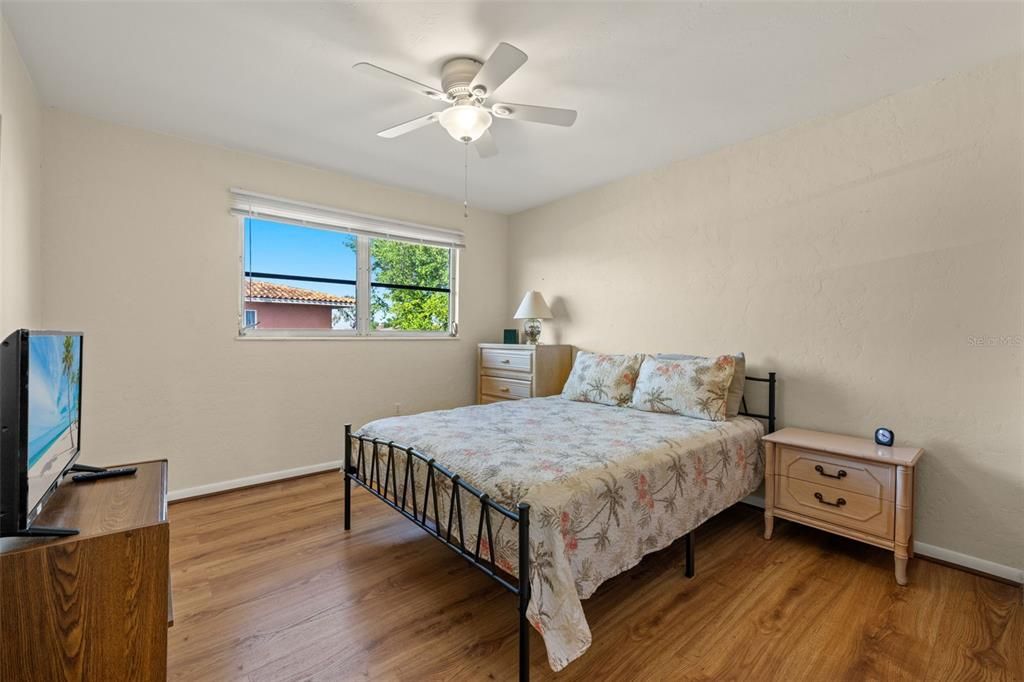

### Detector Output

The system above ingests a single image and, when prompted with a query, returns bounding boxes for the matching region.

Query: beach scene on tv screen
[27,334,81,511]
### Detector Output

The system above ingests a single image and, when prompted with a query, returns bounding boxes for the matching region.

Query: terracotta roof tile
[245,280,354,306]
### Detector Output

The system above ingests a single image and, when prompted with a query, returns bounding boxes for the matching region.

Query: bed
[343,373,776,679]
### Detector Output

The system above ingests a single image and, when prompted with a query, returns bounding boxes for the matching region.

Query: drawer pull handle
[501,359,511,364]
[500,387,510,392]
[814,464,847,480]
[814,492,846,507]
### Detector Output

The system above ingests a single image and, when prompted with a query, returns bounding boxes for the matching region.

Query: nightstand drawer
[778,446,895,501]
[480,376,532,400]
[481,349,533,373]
[775,476,895,540]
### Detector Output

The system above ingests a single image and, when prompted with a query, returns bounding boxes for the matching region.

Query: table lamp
[513,290,553,344]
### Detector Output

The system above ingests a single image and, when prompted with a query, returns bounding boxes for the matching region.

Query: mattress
[357,396,765,671]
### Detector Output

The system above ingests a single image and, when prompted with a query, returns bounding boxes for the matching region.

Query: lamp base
[523,318,542,345]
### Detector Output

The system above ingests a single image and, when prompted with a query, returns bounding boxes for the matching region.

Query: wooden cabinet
[477,343,572,403]
[762,428,922,585]
[0,460,171,681]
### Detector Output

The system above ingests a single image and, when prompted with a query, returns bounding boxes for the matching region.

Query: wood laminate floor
[168,472,1022,681]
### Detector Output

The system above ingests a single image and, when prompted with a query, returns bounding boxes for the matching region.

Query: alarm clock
[874,427,895,447]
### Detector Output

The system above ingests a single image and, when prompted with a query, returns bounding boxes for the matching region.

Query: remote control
[72,467,138,483]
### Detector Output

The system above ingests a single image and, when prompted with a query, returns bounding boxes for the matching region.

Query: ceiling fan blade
[353,62,448,101]
[469,42,528,99]
[475,129,499,158]
[377,113,439,139]
[490,102,577,127]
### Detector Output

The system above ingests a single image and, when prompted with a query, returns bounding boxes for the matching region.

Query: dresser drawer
[778,446,895,501]
[775,476,895,540]
[480,376,532,400]
[481,348,533,373]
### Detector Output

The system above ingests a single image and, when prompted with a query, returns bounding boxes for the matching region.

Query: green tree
[350,240,450,331]
[61,336,78,448]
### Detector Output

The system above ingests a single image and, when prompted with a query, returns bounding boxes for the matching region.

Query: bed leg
[684,530,695,579]
[517,502,531,682]
[344,424,352,531]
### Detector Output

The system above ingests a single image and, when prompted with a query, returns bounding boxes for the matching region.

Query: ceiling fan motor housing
[442,57,484,100]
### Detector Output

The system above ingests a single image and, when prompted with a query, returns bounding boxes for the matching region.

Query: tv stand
[6,525,78,537]
[0,460,170,681]
[68,462,108,473]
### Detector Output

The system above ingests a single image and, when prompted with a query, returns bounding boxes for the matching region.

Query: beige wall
[40,110,508,492]
[509,56,1024,571]
[0,17,43,331]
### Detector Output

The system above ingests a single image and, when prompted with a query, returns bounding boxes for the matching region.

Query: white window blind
[229,188,466,249]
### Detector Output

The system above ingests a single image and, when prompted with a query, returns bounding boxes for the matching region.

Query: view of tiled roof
[245,280,354,305]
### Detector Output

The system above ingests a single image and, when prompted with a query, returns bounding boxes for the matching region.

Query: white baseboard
[741,494,1022,585]
[912,542,1023,584]
[168,460,341,502]
[743,493,765,508]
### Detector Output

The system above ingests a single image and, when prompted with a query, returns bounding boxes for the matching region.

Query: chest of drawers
[477,343,572,404]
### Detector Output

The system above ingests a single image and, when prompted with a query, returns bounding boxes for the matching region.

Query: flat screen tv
[0,329,83,537]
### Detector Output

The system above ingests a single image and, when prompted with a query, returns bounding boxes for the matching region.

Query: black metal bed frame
[740,371,777,434]
[342,371,776,681]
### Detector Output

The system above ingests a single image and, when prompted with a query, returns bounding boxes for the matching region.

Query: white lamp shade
[513,290,553,319]
[438,104,493,142]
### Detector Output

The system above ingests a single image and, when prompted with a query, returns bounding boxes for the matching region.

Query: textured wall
[509,56,1023,571]
[0,17,43,331]
[40,110,508,492]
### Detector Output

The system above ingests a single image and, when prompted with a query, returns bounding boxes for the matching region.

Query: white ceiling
[5,1,1022,214]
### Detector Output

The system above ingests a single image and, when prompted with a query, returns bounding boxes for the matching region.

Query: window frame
[237,215,459,339]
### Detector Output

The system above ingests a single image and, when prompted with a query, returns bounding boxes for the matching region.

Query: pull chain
[463,141,469,220]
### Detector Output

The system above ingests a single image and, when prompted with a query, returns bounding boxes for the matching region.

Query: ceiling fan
[353,42,577,158]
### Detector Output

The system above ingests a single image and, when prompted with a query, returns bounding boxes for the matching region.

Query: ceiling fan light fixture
[438,104,492,143]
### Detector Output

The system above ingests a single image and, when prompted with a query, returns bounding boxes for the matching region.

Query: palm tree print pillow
[561,352,644,407]
[629,355,736,421]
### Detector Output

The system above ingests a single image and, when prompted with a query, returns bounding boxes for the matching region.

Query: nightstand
[477,343,572,404]
[762,427,924,585]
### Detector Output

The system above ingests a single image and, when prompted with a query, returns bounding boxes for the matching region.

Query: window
[233,190,462,337]
[243,218,358,333]
[370,239,452,332]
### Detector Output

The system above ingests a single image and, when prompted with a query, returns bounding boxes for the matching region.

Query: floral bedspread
[356,396,764,671]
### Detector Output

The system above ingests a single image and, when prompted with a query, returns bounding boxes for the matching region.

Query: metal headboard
[738,371,777,433]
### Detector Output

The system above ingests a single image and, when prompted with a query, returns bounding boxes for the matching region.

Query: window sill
[236,334,461,342]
